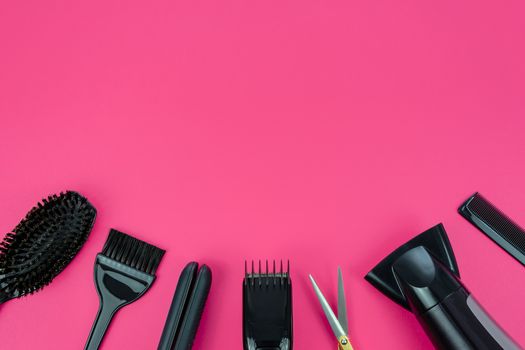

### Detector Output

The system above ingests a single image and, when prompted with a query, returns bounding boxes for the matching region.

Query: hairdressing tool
[459,192,525,266]
[0,191,96,304]
[366,224,520,350]
[243,260,293,350]
[309,268,354,350]
[158,262,212,350]
[85,229,165,350]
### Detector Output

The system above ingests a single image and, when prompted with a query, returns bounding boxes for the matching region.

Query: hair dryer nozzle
[365,224,520,350]
[365,223,459,310]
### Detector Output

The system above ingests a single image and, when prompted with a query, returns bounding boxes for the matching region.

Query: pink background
[1,0,525,349]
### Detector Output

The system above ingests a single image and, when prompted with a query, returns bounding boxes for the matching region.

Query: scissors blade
[337,267,349,334]
[309,274,346,340]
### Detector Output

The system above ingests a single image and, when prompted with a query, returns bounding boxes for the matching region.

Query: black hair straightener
[366,224,520,350]
[158,262,212,350]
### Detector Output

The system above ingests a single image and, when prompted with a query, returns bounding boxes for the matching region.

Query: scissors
[309,267,354,350]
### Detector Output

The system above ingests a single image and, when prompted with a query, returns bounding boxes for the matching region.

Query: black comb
[243,260,293,350]
[85,229,165,350]
[459,192,525,266]
[0,191,96,303]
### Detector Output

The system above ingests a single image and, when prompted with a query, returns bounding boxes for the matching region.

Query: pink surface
[1,0,525,348]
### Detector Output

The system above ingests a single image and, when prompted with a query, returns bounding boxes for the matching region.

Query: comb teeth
[244,259,290,287]
[460,193,525,264]
[101,229,165,275]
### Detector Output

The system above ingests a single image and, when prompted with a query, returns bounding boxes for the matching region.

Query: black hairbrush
[0,191,97,303]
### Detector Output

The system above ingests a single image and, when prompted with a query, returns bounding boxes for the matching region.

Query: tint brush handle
[85,254,157,350]
[85,303,119,350]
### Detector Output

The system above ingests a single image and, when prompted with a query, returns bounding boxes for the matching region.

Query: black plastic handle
[175,265,212,349]
[85,302,120,350]
[420,289,520,350]
[158,262,212,350]
[158,263,198,350]
[85,255,155,350]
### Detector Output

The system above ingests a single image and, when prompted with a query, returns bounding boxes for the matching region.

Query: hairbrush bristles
[101,229,165,275]
[0,191,96,302]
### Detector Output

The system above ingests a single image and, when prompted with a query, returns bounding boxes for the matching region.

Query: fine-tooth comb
[459,192,525,266]
[243,260,293,350]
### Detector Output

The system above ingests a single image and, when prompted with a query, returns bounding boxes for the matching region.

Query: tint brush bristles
[102,229,165,275]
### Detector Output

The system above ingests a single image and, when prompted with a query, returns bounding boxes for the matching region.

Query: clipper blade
[243,260,293,350]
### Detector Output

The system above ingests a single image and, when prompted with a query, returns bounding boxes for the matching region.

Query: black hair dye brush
[0,191,96,304]
[85,229,165,350]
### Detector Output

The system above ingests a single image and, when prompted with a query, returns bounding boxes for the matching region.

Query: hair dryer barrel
[366,224,521,350]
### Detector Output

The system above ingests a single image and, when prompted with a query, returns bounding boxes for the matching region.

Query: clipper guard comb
[243,260,293,350]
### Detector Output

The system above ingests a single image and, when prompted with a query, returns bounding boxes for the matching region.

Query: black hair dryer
[366,224,521,350]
